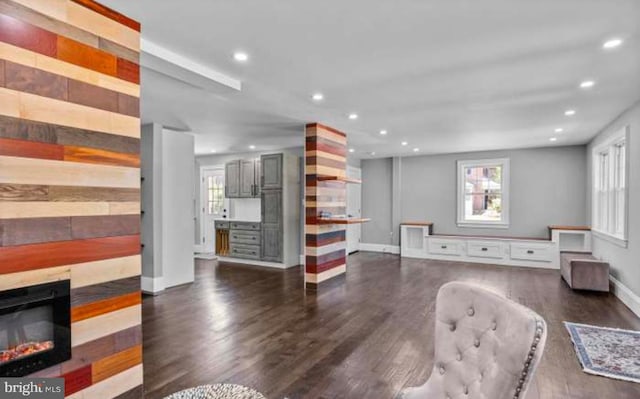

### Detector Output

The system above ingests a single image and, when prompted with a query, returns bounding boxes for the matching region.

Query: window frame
[456,158,510,229]
[591,126,629,247]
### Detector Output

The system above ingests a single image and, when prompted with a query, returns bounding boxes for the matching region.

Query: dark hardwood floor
[141,253,640,399]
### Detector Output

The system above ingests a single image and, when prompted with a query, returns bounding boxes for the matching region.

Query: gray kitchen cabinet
[254,159,261,197]
[261,190,282,261]
[226,158,260,198]
[225,160,241,198]
[239,159,256,198]
[260,153,283,190]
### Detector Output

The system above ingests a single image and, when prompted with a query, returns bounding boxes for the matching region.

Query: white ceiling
[102,0,640,157]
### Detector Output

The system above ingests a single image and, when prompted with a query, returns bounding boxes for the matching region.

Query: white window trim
[456,158,510,229]
[591,126,629,248]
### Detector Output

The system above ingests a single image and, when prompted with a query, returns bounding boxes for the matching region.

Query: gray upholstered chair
[399,281,547,399]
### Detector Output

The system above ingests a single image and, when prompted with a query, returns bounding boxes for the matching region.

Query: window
[207,175,225,216]
[592,126,629,246]
[457,158,510,228]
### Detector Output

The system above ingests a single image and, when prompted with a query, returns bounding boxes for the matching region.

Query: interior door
[202,168,226,253]
[347,166,362,254]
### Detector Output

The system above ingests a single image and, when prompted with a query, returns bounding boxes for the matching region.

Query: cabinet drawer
[229,243,261,260]
[428,238,463,256]
[510,243,553,262]
[229,221,261,231]
[467,241,504,259]
[215,221,229,230]
[230,230,261,245]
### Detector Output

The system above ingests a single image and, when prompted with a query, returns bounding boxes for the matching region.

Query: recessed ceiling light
[603,38,623,49]
[348,113,358,120]
[370,152,376,156]
[249,145,256,149]
[380,130,388,135]
[580,80,595,89]
[233,52,249,62]
[210,149,217,153]
[413,148,420,152]
[312,93,324,101]
[555,128,564,133]
[348,148,355,153]
[564,109,576,116]
[550,137,558,142]
[401,141,408,146]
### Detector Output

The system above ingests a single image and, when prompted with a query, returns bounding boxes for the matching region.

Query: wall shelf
[316,175,362,184]
[317,217,371,225]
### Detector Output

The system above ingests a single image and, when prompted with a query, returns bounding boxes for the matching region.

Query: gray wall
[141,123,162,279]
[362,145,587,244]
[361,158,393,244]
[587,101,640,298]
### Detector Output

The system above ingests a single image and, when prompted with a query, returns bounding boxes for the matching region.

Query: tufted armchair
[399,281,547,399]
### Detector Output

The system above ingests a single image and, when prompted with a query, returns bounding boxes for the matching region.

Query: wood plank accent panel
[0,234,140,273]
[72,305,141,346]
[0,87,140,137]
[1,2,141,396]
[0,41,139,96]
[71,291,141,322]
[91,344,142,383]
[0,156,140,187]
[66,364,143,399]
[0,115,141,153]
[304,123,348,289]
[71,276,140,307]
[0,0,138,64]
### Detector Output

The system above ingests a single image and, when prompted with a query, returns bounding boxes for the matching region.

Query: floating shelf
[317,218,371,225]
[316,175,362,184]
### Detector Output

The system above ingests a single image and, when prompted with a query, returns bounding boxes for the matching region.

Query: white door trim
[200,165,225,252]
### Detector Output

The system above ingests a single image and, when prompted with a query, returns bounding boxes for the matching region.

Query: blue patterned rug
[565,322,640,383]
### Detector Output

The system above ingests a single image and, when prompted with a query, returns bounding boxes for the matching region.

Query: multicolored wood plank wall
[0,0,142,397]
[305,123,347,288]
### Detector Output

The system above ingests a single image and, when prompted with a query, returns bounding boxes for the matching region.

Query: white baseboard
[193,244,204,253]
[141,276,165,295]
[359,243,401,255]
[299,255,305,265]
[610,275,640,318]
[217,256,298,269]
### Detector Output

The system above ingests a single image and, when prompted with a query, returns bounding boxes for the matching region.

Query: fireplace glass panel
[1,305,55,366]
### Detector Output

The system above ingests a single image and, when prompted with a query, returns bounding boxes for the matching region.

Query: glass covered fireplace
[0,280,71,377]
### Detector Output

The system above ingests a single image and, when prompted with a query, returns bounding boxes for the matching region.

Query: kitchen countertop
[215,219,261,223]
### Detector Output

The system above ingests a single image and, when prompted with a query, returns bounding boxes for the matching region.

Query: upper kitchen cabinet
[261,153,283,190]
[226,158,260,198]
[225,160,241,198]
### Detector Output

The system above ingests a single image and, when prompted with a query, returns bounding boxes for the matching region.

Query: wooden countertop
[548,225,591,231]
[401,221,434,226]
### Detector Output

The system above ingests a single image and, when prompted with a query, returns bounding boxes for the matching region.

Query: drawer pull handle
[481,247,488,251]
[252,237,256,240]
[527,250,534,254]
[441,245,447,249]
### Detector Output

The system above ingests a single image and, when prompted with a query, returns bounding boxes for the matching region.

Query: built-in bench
[560,252,610,292]
[400,224,593,270]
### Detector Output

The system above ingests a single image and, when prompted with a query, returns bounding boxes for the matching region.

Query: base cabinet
[400,225,559,269]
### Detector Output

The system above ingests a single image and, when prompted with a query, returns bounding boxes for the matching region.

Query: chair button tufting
[456,353,462,361]
[492,321,497,331]
[463,386,469,395]
[467,307,475,316]
[439,366,446,375]
[474,339,480,348]
[450,323,456,332]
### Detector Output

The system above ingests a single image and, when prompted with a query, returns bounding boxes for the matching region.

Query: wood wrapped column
[0,0,142,397]
[305,123,348,289]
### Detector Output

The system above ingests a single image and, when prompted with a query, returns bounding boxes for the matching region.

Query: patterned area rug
[164,384,267,399]
[565,321,640,383]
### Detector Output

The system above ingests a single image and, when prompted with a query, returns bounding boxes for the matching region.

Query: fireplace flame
[0,341,54,364]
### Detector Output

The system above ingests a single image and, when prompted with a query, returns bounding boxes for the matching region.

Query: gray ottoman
[164,384,267,399]
[560,252,610,292]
